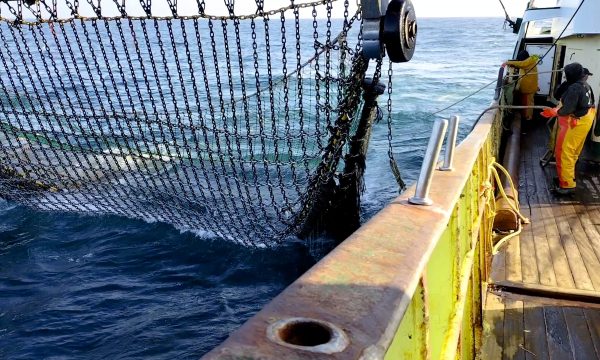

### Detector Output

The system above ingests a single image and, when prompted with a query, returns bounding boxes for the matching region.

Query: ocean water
[1,17,515,358]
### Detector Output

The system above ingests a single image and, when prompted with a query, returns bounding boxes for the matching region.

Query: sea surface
[1,17,516,359]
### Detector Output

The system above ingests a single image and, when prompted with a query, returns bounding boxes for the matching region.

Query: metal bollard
[439,115,459,171]
[409,118,448,206]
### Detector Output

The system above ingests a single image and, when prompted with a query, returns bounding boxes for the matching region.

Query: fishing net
[0,0,392,245]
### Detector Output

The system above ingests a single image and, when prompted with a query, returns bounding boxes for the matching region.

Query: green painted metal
[386,280,428,359]
[385,111,501,360]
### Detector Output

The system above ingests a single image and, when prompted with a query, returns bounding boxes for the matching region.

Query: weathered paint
[386,277,429,359]
[202,105,502,359]
[385,115,499,359]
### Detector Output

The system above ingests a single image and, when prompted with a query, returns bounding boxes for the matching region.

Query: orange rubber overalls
[555,107,596,188]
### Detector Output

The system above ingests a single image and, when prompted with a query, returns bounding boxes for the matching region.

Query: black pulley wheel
[383,0,417,63]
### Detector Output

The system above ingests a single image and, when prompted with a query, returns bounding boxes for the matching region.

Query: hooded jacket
[558,63,594,117]
[506,55,539,94]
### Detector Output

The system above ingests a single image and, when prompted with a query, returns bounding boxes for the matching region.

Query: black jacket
[558,81,594,117]
[558,63,594,117]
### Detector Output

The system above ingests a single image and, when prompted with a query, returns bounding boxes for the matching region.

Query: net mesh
[0,0,381,246]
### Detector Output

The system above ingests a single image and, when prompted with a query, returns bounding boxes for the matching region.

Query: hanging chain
[386,60,406,191]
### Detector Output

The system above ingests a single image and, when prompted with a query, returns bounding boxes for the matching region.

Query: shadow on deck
[483,120,600,359]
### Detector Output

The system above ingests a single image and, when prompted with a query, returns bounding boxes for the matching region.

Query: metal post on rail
[409,118,448,206]
[439,115,459,171]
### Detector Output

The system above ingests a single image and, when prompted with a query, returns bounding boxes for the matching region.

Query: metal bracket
[439,116,460,171]
[362,0,388,60]
[409,118,448,206]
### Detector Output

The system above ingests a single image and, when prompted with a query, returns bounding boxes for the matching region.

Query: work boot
[553,187,576,196]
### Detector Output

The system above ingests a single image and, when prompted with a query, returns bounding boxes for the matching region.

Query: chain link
[0,0,339,24]
[386,60,406,191]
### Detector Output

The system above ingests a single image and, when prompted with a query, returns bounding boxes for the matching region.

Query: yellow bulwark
[203,105,503,359]
[385,109,501,359]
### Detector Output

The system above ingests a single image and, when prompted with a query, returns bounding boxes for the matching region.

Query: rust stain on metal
[420,275,431,360]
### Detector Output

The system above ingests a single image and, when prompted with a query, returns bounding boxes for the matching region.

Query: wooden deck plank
[531,126,599,292]
[482,292,506,360]
[576,204,600,270]
[522,124,573,289]
[519,229,539,285]
[544,306,574,360]
[522,301,549,360]
[532,227,559,287]
[589,207,600,242]
[502,298,526,360]
[544,234,576,290]
[584,308,600,358]
[563,203,600,291]
[504,234,523,284]
[483,292,600,360]
[530,130,595,292]
[524,140,558,287]
[554,231,594,291]
[519,145,542,286]
[563,307,599,359]
[534,139,594,291]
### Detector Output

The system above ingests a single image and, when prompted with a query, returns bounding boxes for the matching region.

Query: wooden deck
[483,121,600,359]
[482,291,600,359]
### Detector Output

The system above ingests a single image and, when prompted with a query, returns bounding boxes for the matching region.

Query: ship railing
[202,103,504,359]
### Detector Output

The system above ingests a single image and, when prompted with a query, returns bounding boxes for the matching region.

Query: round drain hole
[267,317,348,354]
[279,319,331,346]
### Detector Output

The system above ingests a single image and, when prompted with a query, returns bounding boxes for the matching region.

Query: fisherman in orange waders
[502,50,539,122]
[541,62,596,195]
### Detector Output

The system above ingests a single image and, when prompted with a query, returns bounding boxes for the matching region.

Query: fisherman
[554,68,593,101]
[541,62,596,195]
[502,50,539,122]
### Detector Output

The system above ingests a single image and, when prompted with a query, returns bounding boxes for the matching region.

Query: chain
[219,16,256,237]
[65,19,161,218]
[312,5,322,150]
[0,0,339,24]
[206,17,248,238]
[293,2,310,182]
[176,16,221,236]
[191,16,238,238]
[386,60,406,191]
[324,1,333,129]
[230,9,281,230]
[249,3,282,221]
[261,9,291,215]
[280,9,302,200]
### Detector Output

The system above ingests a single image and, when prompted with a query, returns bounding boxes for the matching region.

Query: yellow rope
[482,177,497,254]
[488,160,530,254]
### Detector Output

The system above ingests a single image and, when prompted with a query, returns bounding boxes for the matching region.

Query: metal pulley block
[383,0,417,62]
[361,0,417,63]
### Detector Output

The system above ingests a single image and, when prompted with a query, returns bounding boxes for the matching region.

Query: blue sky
[0,0,533,20]
[414,0,528,17]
